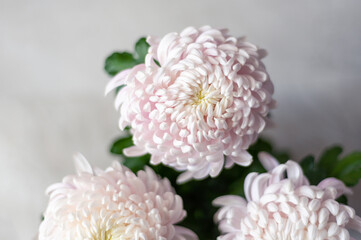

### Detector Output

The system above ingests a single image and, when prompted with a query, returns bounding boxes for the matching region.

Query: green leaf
[300,155,315,173]
[319,146,343,175]
[248,138,273,153]
[228,177,246,196]
[134,38,149,63]
[110,136,134,155]
[300,146,361,188]
[104,52,137,76]
[123,154,151,172]
[300,155,326,185]
[153,59,161,67]
[339,167,361,186]
[336,195,348,205]
[331,152,361,186]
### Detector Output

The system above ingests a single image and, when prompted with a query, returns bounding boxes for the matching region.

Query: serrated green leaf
[134,38,149,63]
[319,146,343,174]
[104,52,137,76]
[331,152,361,186]
[110,136,134,155]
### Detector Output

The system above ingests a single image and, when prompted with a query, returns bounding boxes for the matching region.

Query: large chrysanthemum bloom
[213,153,361,240]
[106,26,275,183]
[38,154,197,240]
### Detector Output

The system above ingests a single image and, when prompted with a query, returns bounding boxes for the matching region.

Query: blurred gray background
[1,0,361,238]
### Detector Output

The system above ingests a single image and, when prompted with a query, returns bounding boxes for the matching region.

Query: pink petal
[177,171,194,184]
[174,226,199,240]
[244,172,258,202]
[285,160,305,188]
[123,145,148,157]
[229,151,253,166]
[212,195,247,207]
[318,177,353,198]
[250,173,271,202]
[105,69,131,95]
[73,153,93,175]
[258,152,279,171]
[114,85,129,109]
[347,216,361,232]
[269,164,287,184]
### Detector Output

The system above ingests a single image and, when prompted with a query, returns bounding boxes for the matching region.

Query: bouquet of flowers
[37,26,361,240]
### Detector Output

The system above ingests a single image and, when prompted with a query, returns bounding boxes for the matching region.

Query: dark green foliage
[134,38,149,63]
[110,136,134,154]
[337,195,348,205]
[300,155,328,185]
[300,145,361,187]
[332,152,361,186]
[104,37,150,76]
[104,52,138,76]
[109,136,290,239]
[299,145,361,204]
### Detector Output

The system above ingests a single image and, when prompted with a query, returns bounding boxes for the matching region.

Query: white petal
[258,152,279,171]
[318,177,353,198]
[73,153,93,175]
[105,69,131,95]
[123,146,148,157]
[212,195,247,207]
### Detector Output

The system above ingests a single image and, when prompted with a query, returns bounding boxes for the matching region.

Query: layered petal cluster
[39,154,197,240]
[107,26,275,182]
[213,153,361,240]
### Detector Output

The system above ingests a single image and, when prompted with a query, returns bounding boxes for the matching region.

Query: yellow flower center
[90,224,132,240]
[193,89,208,105]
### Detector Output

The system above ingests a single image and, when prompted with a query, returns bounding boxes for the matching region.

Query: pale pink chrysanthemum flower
[106,26,275,183]
[213,153,361,240]
[38,154,197,240]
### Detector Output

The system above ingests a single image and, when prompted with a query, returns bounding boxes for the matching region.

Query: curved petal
[347,216,361,233]
[229,151,252,167]
[105,69,131,95]
[114,85,129,109]
[285,160,305,188]
[318,177,353,198]
[212,195,247,208]
[173,226,199,240]
[123,145,148,157]
[177,171,194,184]
[258,152,279,171]
[244,172,258,202]
[250,173,271,202]
[269,164,287,184]
[73,153,93,175]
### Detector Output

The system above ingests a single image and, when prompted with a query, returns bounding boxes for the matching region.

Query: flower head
[107,26,275,183]
[213,153,361,240]
[39,154,197,240]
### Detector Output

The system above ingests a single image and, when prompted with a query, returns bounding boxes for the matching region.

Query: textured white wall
[1,0,361,238]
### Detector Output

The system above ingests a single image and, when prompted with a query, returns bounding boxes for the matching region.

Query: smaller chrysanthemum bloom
[213,153,361,240]
[106,26,275,183]
[38,154,197,240]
